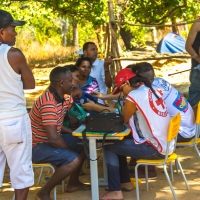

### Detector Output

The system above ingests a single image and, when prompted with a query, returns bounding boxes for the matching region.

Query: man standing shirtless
[186,19,200,109]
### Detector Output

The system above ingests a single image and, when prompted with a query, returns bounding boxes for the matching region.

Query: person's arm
[71,87,82,98]
[44,125,72,149]
[81,100,115,112]
[8,48,35,89]
[91,91,120,100]
[122,99,136,123]
[104,57,112,88]
[61,125,73,134]
[185,21,200,63]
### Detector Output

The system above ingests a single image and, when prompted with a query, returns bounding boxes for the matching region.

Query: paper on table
[85,132,117,136]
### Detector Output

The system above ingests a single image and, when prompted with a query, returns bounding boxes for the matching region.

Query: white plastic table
[72,124,131,200]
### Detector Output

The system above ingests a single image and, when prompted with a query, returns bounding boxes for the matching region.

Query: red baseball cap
[112,68,136,94]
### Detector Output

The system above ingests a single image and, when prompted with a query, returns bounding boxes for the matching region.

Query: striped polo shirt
[30,87,73,147]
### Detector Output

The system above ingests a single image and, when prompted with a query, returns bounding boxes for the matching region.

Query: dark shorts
[188,59,200,106]
[177,133,194,142]
[32,134,83,166]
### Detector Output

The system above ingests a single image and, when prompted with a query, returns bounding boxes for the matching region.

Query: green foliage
[0,0,108,47]
[78,22,96,48]
[116,0,200,47]
[0,2,62,45]
[0,0,108,26]
[129,26,149,47]
[124,0,200,24]
[1,0,199,50]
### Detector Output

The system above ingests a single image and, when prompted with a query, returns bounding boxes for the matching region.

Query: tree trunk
[108,0,122,74]
[72,21,78,48]
[151,27,158,43]
[61,19,67,47]
[171,17,178,33]
[120,26,133,50]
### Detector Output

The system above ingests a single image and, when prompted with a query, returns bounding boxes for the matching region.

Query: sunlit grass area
[15,37,78,69]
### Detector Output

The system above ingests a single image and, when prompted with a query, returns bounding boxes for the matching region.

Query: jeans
[188,59,200,107]
[32,134,83,167]
[103,139,165,191]
[177,134,194,142]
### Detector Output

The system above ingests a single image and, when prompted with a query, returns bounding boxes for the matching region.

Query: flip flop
[100,194,123,200]
[66,184,91,193]
[105,187,133,192]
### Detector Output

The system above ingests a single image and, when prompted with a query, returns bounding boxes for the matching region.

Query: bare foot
[35,191,52,200]
[66,182,91,193]
[121,182,133,191]
[105,182,133,192]
[100,191,123,200]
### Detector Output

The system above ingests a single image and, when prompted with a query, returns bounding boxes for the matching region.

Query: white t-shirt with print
[127,85,174,154]
[90,58,107,94]
[152,78,195,138]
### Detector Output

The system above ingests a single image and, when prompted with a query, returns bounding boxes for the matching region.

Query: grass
[15,38,78,69]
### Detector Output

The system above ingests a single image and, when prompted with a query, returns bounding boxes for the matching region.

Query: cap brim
[10,20,25,27]
[112,87,120,95]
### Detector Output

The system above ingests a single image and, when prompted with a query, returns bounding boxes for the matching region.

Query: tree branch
[113,55,191,61]
[113,19,198,28]
[137,0,188,24]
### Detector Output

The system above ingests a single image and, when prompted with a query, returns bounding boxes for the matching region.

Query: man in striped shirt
[30,67,89,199]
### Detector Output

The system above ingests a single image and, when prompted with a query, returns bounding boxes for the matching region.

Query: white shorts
[0,113,34,189]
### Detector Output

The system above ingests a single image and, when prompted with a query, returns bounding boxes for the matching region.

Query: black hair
[63,64,78,73]
[49,67,71,82]
[126,64,135,69]
[75,57,92,68]
[129,75,160,100]
[131,62,154,74]
[83,42,95,51]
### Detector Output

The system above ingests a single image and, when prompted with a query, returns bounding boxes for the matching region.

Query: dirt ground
[1,147,200,200]
[1,59,200,200]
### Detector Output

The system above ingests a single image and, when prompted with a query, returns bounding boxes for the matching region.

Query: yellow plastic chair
[176,101,200,156]
[134,113,190,200]
[32,163,65,200]
[12,163,63,200]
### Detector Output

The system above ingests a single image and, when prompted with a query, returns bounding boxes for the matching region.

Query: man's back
[0,43,26,119]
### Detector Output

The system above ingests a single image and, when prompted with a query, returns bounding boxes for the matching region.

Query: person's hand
[71,87,82,98]
[104,57,112,68]
[90,91,103,98]
[81,100,96,111]
[194,64,200,70]
[68,115,79,130]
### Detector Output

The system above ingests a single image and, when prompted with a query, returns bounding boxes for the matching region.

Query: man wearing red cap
[0,10,35,200]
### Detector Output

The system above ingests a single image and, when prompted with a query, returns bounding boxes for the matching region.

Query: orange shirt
[30,88,73,147]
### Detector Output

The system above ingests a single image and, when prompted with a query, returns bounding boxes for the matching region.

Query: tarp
[156,32,186,54]
[76,49,83,55]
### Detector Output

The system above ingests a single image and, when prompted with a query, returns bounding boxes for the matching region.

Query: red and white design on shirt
[148,90,168,117]
[152,77,196,138]
[126,85,174,154]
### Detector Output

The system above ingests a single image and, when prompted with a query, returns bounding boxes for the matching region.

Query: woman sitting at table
[62,65,83,130]
[100,68,173,200]
[75,57,101,104]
